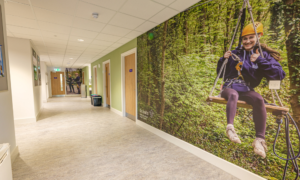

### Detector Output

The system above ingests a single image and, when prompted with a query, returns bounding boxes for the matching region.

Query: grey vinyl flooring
[12,97,239,180]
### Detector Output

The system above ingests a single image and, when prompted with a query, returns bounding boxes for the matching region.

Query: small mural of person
[67,74,74,93]
[75,73,81,94]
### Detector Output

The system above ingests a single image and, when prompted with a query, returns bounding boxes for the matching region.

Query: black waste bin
[93,96,102,106]
[90,94,99,105]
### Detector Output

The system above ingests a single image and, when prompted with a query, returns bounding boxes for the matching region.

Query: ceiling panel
[43,38,68,45]
[151,0,176,6]
[169,0,200,11]
[72,17,105,32]
[6,15,38,29]
[86,45,107,51]
[119,0,165,20]
[125,31,143,38]
[109,13,144,29]
[135,21,157,32]
[10,0,30,4]
[101,25,131,36]
[75,1,116,23]
[34,7,73,26]
[30,0,79,16]
[8,25,41,36]
[110,42,124,48]
[38,21,71,34]
[68,41,89,48]
[68,36,94,44]
[41,31,69,41]
[66,45,86,51]
[70,28,98,39]
[95,33,121,42]
[6,31,14,37]
[5,2,35,19]
[81,0,127,11]
[117,37,132,44]
[91,39,113,46]
[13,33,42,41]
[149,7,178,24]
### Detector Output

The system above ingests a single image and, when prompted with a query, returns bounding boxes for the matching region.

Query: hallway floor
[12,97,238,180]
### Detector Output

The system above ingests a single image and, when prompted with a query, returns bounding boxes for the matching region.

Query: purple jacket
[217,47,286,89]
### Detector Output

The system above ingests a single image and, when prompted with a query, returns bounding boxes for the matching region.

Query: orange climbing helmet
[242,22,263,37]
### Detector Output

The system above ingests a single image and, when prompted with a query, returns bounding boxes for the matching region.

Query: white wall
[0,0,18,159]
[8,37,36,122]
[41,61,48,102]
[31,42,42,119]
[8,37,44,122]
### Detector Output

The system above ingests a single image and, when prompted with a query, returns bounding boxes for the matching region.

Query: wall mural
[137,0,300,179]
[65,68,82,95]
[32,49,39,86]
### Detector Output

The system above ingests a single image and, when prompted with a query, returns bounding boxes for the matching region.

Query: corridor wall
[91,39,137,112]
[136,0,291,180]
[0,0,18,161]
[8,37,43,123]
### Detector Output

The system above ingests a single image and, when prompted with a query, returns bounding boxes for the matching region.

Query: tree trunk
[148,49,151,106]
[283,0,300,127]
[184,11,189,55]
[159,21,168,130]
[224,2,233,53]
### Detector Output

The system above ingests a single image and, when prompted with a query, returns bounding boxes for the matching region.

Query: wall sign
[54,77,57,79]
[129,69,133,72]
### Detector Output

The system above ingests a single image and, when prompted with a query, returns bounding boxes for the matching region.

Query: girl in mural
[217,22,286,158]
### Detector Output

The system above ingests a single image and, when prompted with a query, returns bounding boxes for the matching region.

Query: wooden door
[51,72,65,95]
[125,53,136,117]
[105,63,110,105]
[94,67,97,94]
[82,72,85,84]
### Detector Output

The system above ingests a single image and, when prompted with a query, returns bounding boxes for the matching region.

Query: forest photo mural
[137,0,300,179]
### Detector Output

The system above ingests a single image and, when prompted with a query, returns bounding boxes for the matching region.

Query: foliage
[137,0,300,179]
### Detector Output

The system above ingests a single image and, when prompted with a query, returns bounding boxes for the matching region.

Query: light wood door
[51,72,65,95]
[105,63,110,105]
[94,67,97,94]
[125,53,136,117]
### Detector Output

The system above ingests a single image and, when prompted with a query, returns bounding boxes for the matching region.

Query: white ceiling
[4,0,201,68]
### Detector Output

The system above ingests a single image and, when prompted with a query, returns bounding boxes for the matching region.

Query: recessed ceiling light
[78,39,84,42]
[69,58,73,59]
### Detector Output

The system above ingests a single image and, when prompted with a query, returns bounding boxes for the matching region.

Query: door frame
[102,59,111,108]
[50,71,66,97]
[121,48,137,118]
[93,65,98,94]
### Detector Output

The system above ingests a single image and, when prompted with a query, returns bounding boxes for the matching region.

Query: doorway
[121,48,137,121]
[93,65,98,94]
[51,71,65,96]
[103,60,110,108]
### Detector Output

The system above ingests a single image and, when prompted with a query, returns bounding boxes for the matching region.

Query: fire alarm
[92,13,99,19]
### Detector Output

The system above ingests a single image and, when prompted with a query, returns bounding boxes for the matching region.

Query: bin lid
[93,96,102,98]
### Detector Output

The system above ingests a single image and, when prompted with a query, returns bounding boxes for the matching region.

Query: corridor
[12,97,238,180]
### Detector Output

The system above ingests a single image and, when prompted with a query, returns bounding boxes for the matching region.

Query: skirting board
[111,107,122,116]
[10,146,19,163]
[14,117,36,124]
[136,120,266,180]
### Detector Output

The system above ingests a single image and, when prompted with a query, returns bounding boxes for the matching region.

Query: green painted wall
[91,38,137,111]
[82,66,89,89]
